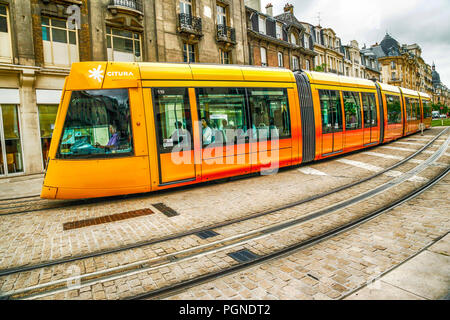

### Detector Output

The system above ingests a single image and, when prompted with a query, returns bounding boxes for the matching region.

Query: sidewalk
[0,173,44,200]
[345,233,450,300]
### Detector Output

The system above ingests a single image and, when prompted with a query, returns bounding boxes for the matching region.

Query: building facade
[311,25,343,74]
[245,3,315,70]
[0,0,250,178]
[367,33,433,96]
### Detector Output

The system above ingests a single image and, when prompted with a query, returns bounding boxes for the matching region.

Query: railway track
[0,128,447,300]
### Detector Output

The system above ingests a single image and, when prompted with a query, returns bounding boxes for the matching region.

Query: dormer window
[258,15,266,35]
[290,33,297,45]
[276,22,282,39]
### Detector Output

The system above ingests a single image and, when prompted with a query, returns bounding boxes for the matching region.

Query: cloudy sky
[260,0,450,85]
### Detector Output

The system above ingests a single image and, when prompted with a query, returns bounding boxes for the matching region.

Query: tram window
[343,91,362,130]
[57,89,133,159]
[248,88,291,140]
[153,88,193,153]
[422,99,432,118]
[319,89,343,134]
[196,88,248,146]
[361,92,377,128]
[415,99,421,120]
[386,94,402,124]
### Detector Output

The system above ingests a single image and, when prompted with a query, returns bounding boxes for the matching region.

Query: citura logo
[88,65,104,83]
[107,71,134,77]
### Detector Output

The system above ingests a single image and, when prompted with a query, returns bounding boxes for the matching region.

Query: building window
[183,42,196,63]
[260,47,267,66]
[180,0,192,16]
[292,56,299,70]
[0,105,24,175]
[290,33,297,45]
[391,61,396,70]
[306,60,310,71]
[41,17,79,67]
[258,16,266,35]
[276,22,282,39]
[38,105,58,168]
[106,27,142,62]
[217,3,227,26]
[219,49,231,64]
[0,4,12,63]
[304,34,309,49]
[316,30,320,45]
[278,52,283,67]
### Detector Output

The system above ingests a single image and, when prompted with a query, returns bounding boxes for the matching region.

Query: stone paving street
[164,173,450,300]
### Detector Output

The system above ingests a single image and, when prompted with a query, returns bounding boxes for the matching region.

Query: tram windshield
[56,89,133,159]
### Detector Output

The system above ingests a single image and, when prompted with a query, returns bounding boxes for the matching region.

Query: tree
[314,63,327,72]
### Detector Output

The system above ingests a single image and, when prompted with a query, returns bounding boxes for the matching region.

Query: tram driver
[95,123,120,151]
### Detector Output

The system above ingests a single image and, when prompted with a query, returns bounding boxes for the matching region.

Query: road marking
[394,141,426,146]
[337,158,428,182]
[298,167,327,176]
[363,152,424,164]
[381,146,418,152]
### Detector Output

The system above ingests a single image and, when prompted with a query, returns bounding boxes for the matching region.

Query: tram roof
[64,62,296,91]
[400,87,420,97]
[304,71,377,89]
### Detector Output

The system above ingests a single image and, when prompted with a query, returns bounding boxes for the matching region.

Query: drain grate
[196,230,219,239]
[152,203,179,217]
[63,208,154,231]
[227,249,259,263]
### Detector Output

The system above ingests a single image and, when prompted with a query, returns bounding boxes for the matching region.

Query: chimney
[265,3,273,17]
[284,3,294,14]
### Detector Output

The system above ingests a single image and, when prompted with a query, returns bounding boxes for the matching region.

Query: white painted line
[337,158,384,172]
[337,158,428,182]
[363,152,424,164]
[381,146,417,152]
[394,141,426,146]
[298,167,327,176]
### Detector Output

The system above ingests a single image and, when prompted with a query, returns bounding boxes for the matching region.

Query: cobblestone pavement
[0,128,448,299]
[164,172,450,300]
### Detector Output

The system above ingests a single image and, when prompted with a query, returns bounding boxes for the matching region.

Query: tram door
[362,92,378,145]
[319,89,343,156]
[152,88,196,185]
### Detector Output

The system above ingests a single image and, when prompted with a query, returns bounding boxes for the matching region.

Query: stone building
[367,33,433,96]
[245,2,315,70]
[0,0,249,178]
[432,63,449,108]
[311,24,344,74]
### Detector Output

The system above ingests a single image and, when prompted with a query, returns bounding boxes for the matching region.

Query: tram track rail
[0,128,447,279]
[0,129,448,300]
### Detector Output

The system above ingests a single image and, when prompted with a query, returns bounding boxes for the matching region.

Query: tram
[41,62,432,199]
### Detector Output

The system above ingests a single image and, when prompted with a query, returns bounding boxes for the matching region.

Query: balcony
[327,68,337,74]
[216,25,236,46]
[177,13,202,37]
[389,77,402,83]
[108,0,143,14]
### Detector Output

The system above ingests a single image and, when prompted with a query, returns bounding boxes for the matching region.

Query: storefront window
[0,105,23,175]
[38,105,58,167]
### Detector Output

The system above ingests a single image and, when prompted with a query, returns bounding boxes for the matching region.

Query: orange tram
[41,62,432,199]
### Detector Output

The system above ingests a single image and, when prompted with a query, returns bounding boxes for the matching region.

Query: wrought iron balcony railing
[216,24,236,43]
[109,0,142,12]
[178,13,202,34]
